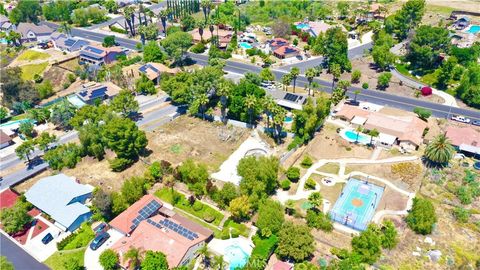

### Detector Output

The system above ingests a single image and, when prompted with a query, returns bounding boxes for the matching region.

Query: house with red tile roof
[273,46,300,59]
[446,126,480,155]
[110,195,213,268]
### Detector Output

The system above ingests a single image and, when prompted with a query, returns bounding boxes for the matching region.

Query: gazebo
[421,86,432,96]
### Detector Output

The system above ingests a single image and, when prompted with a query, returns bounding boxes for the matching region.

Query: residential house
[190,26,235,49]
[307,21,345,37]
[446,126,480,156]
[272,261,294,270]
[265,38,289,53]
[0,14,13,32]
[273,45,300,59]
[75,81,122,104]
[79,44,125,66]
[110,195,213,268]
[137,62,179,84]
[454,17,470,30]
[335,105,427,151]
[16,23,54,43]
[24,174,94,231]
[51,32,90,52]
[366,4,385,21]
[0,130,13,149]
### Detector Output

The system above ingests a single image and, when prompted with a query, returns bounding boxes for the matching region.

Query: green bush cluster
[109,25,128,34]
[280,179,291,190]
[305,178,316,190]
[57,223,94,250]
[286,167,300,182]
[190,42,206,53]
[300,155,313,168]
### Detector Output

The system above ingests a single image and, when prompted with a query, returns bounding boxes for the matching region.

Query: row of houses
[15,174,212,268]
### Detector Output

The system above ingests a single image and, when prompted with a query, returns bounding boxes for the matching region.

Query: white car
[451,115,471,123]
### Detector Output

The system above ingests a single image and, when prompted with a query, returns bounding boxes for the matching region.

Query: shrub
[190,42,206,53]
[457,186,473,205]
[453,207,470,223]
[351,70,361,83]
[109,158,133,172]
[406,197,437,235]
[286,167,301,182]
[33,74,43,83]
[67,73,77,83]
[280,179,291,190]
[362,82,369,89]
[305,178,316,190]
[99,249,119,270]
[192,201,203,211]
[413,107,432,120]
[109,25,128,34]
[203,210,216,223]
[306,209,333,232]
[300,156,313,168]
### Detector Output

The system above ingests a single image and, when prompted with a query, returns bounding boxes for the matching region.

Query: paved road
[0,234,50,270]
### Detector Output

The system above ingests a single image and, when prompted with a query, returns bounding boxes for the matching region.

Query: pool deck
[207,237,254,267]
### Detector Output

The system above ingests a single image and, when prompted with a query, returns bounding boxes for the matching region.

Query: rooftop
[139,62,179,80]
[0,130,12,144]
[17,23,54,38]
[0,189,19,209]
[446,126,480,147]
[76,82,121,102]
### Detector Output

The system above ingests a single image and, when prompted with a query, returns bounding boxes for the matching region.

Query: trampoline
[329,178,384,231]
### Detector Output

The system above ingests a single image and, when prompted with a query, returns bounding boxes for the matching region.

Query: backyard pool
[296,23,310,30]
[239,42,253,49]
[0,38,7,44]
[67,94,86,108]
[284,115,293,123]
[340,129,372,145]
[208,238,253,270]
[466,25,480,34]
[0,119,35,129]
[224,243,250,269]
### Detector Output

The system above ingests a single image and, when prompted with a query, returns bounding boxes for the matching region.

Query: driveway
[23,222,68,262]
[84,229,124,270]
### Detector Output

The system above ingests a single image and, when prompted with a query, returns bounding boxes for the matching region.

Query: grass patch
[44,248,85,270]
[154,187,224,226]
[20,62,49,81]
[426,4,456,15]
[17,50,50,61]
[170,144,182,154]
[58,223,95,250]
[317,163,340,174]
[250,234,278,260]
[420,70,439,86]
[395,63,410,77]
[214,218,249,239]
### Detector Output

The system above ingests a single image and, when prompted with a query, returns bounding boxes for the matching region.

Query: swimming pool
[329,178,384,231]
[224,243,250,269]
[284,116,293,123]
[0,38,7,44]
[0,119,35,129]
[340,129,372,145]
[67,94,86,108]
[239,42,253,49]
[296,23,310,30]
[466,25,480,34]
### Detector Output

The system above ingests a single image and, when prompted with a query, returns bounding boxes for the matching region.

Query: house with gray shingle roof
[0,15,13,32]
[16,23,54,43]
[25,174,94,231]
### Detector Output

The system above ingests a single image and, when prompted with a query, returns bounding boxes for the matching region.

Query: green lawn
[317,163,340,175]
[16,50,50,61]
[154,188,225,226]
[215,218,249,239]
[20,62,49,81]
[44,248,85,270]
[61,223,95,250]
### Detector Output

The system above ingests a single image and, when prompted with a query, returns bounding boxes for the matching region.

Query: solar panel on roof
[88,47,104,54]
[65,39,76,47]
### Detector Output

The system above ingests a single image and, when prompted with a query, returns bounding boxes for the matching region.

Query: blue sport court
[329,178,384,231]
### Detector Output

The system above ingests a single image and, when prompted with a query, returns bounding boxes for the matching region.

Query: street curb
[0,228,44,262]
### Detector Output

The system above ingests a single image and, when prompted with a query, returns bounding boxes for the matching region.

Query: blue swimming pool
[224,243,249,270]
[67,94,86,108]
[239,42,253,49]
[284,116,293,123]
[466,25,480,34]
[0,119,35,128]
[341,129,371,145]
[296,23,310,30]
[0,38,7,44]
[330,178,384,231]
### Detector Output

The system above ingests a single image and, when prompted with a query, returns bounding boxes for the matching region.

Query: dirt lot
[16,116,250,193]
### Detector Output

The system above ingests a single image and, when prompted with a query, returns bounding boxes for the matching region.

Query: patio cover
[459,143,480,155]
[351,116,367,126]
[378,133,397,145]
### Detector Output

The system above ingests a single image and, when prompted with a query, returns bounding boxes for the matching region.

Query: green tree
[406,197,437,235]
[406,25,450,70]
[456,63,480,109]
[43,143,83,170]
[111,192,128,216]
[305,209,333,232]
[228,195,251,221]
[413,107,431,121]
[436,56,457,89]
[351,70,361,83]
[320,27,351,72]
[35,132,57,151]
[351,224,382,264]
[377,72,392,90]
[161,31,193,65]
[289,67,300,93]
[103,35,116,47]
[372,45,396,70]
[305,67,317,96]
[282,74,292,91]
[36,80,54,99]
[50,100,76,130]
[9,0,42,24]
[143,41,165,63]
[123,247,142,270]
[308,192,323,210]
[381,220,398,249]
[368,129,379,146]
[121,177,146,205]
[424,134,454,165]
[0,257,14,270]
[110,90,139,117]
[64,259,82,270]
[385,0,426,41]
[92,188,112,220]
[244,94,257,127]
[99,249,119,270]
[216,182,238,208]
[216,78,232,123]
[15,140,35,164]
[286,167,300,182]
[276,222,315,262]
[259,68,275,82]
[141,251,169,270]
[102,117,148,160]
[18,121,34,138]
[256,199,285,237]
[1,67,39,109]
[0,201,32,234]
[0,107,8,121]
[135,74,156,95]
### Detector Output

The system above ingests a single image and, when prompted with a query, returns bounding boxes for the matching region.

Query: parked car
[41,233,53,245]
[94,223,108,236]
[345,99,360,106]
[472,120,480,126]
[451,115,471,123]
[89,232,110,250]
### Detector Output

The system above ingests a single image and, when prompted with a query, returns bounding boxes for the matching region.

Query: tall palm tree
[124,6,136,36]
[196,244,211,267]
[282,74,292,91]
[330,63,341,90]
[60,22,72,37]
[244,94,257,128]
[123,247,142,270]
[424,134,455,164]
[209,22,215,46]
[212,255,226,270]
[368,128,379,146]
[311,81,319,97]
[353,89,361,102]
[197,20,206,42]
[158,9,170,37]
[355,125,363,143]
[216,79,231,124]
[272,106,286,143]
[290,67,300,93]
[263,96,276,131]
[198,93,209,120]
[305,67,316,96]
[200,0,211,23]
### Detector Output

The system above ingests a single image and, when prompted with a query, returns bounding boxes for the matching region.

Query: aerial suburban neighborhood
[1,0,480,270]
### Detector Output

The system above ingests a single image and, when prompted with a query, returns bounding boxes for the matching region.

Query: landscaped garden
[44,248,85,270]
[16,50,50,61]
[20,62,49,81]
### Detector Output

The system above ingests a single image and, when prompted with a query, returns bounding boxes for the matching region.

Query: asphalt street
[0,234,49,270]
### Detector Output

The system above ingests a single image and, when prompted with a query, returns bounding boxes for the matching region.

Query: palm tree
[158,9,170,37]
[60,22,72,37]
[353,89,361,102]
[355,125,363,143]
[196,245,211,267]
[368,128,379,146]
[200,0,211,23]
[209,22,215,46]
[330,63,341,90]
[198,93,209,120]
[282,74,292,91]
[216,79,231,124]
[305,67,316,96]
[212,255,226,270]
[290,67,300,93]
[272,106,286,143]
[123,247,142,270]
[244,94,257,128]
[311,81,319,97]
[124,6,136,36]
[197,20,206,42]
[263,96,276,131]
[424,134,455,165]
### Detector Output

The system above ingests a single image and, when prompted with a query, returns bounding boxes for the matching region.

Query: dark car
[94,223,108,236]
[89,232,110,250]
[473,120,480,126]
[41,233,53,245]
[345,99,360,106]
